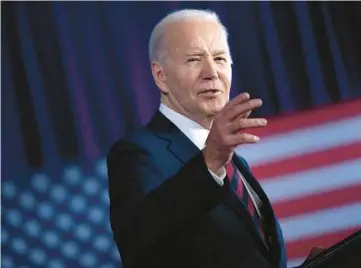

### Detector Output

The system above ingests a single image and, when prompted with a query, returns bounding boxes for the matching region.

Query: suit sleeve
[107,140,227,267]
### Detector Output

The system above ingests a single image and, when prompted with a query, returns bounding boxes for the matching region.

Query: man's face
[153,19,232,119]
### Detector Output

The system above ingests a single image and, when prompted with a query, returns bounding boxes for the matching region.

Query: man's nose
[201,59,218,80]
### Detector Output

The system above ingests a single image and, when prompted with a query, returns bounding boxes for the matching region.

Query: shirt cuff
[208,167,226,186]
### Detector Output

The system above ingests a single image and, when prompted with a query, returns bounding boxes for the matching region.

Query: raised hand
[203,92,267,175]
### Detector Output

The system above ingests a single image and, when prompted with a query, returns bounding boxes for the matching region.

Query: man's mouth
[199,89,222,94]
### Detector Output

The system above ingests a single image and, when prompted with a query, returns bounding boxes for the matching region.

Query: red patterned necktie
[226,161,266,241]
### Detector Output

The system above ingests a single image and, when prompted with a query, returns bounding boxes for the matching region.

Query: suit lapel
[147,111,200,164]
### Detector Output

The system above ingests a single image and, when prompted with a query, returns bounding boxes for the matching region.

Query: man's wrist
[202,148,224,175]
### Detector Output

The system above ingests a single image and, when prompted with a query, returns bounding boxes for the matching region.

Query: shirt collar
[159,103,209,150]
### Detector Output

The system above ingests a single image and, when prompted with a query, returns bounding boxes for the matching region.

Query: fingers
[228,132,260,146]
[225,98,263,120]
[227,92,250,108]
[244,110,252,118]
[225,118,266,146]
[227,118,267,133]
[208,92,266,149]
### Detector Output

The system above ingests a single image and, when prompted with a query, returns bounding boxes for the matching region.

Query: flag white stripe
[280,203,361,242]
[260,158,361,202]
[236,116,361,166]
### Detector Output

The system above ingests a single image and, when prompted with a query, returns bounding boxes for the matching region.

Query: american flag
[235,99,361,267]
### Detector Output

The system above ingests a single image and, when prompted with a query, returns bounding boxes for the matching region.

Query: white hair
[148,9,232,65]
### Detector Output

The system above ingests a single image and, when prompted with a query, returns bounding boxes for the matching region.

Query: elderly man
[107,9,287,268]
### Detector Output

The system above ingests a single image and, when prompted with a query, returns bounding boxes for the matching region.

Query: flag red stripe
[252,141,361,180]
[273,184,361,219]
[286,227,361,260]
[247,99,361,138]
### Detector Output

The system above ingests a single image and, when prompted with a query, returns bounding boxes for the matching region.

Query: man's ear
[151,62,169,95]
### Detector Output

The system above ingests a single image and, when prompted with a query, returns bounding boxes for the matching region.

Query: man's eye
[187,58,200,62]
[215,57,227,62]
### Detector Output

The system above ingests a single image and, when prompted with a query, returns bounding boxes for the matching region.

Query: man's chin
[202,106,224,116]
[198,98,226,115]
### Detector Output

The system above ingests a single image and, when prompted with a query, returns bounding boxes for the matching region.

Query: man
[107,9,287,268]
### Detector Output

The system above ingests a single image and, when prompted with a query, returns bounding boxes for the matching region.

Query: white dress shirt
[159,103,262,216]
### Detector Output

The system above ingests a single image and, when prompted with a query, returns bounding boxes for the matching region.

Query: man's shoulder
[108,125,151,150]
[108,110,175,155]
[107,119,166,159]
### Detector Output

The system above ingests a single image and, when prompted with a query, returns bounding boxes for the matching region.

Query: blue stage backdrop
[2,1,361,268]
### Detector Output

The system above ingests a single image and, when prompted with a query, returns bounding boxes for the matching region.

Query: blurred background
[2,1,361,268]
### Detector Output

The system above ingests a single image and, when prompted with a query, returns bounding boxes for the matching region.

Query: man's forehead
[164,20,229,54]
[187,38,227,50]
[167,20,224,40]
[183,36,229,56]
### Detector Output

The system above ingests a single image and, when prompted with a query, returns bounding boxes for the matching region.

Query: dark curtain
[2,1,361,267]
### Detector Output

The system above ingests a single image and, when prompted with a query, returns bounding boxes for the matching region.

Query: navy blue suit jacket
[107,111,287,268]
